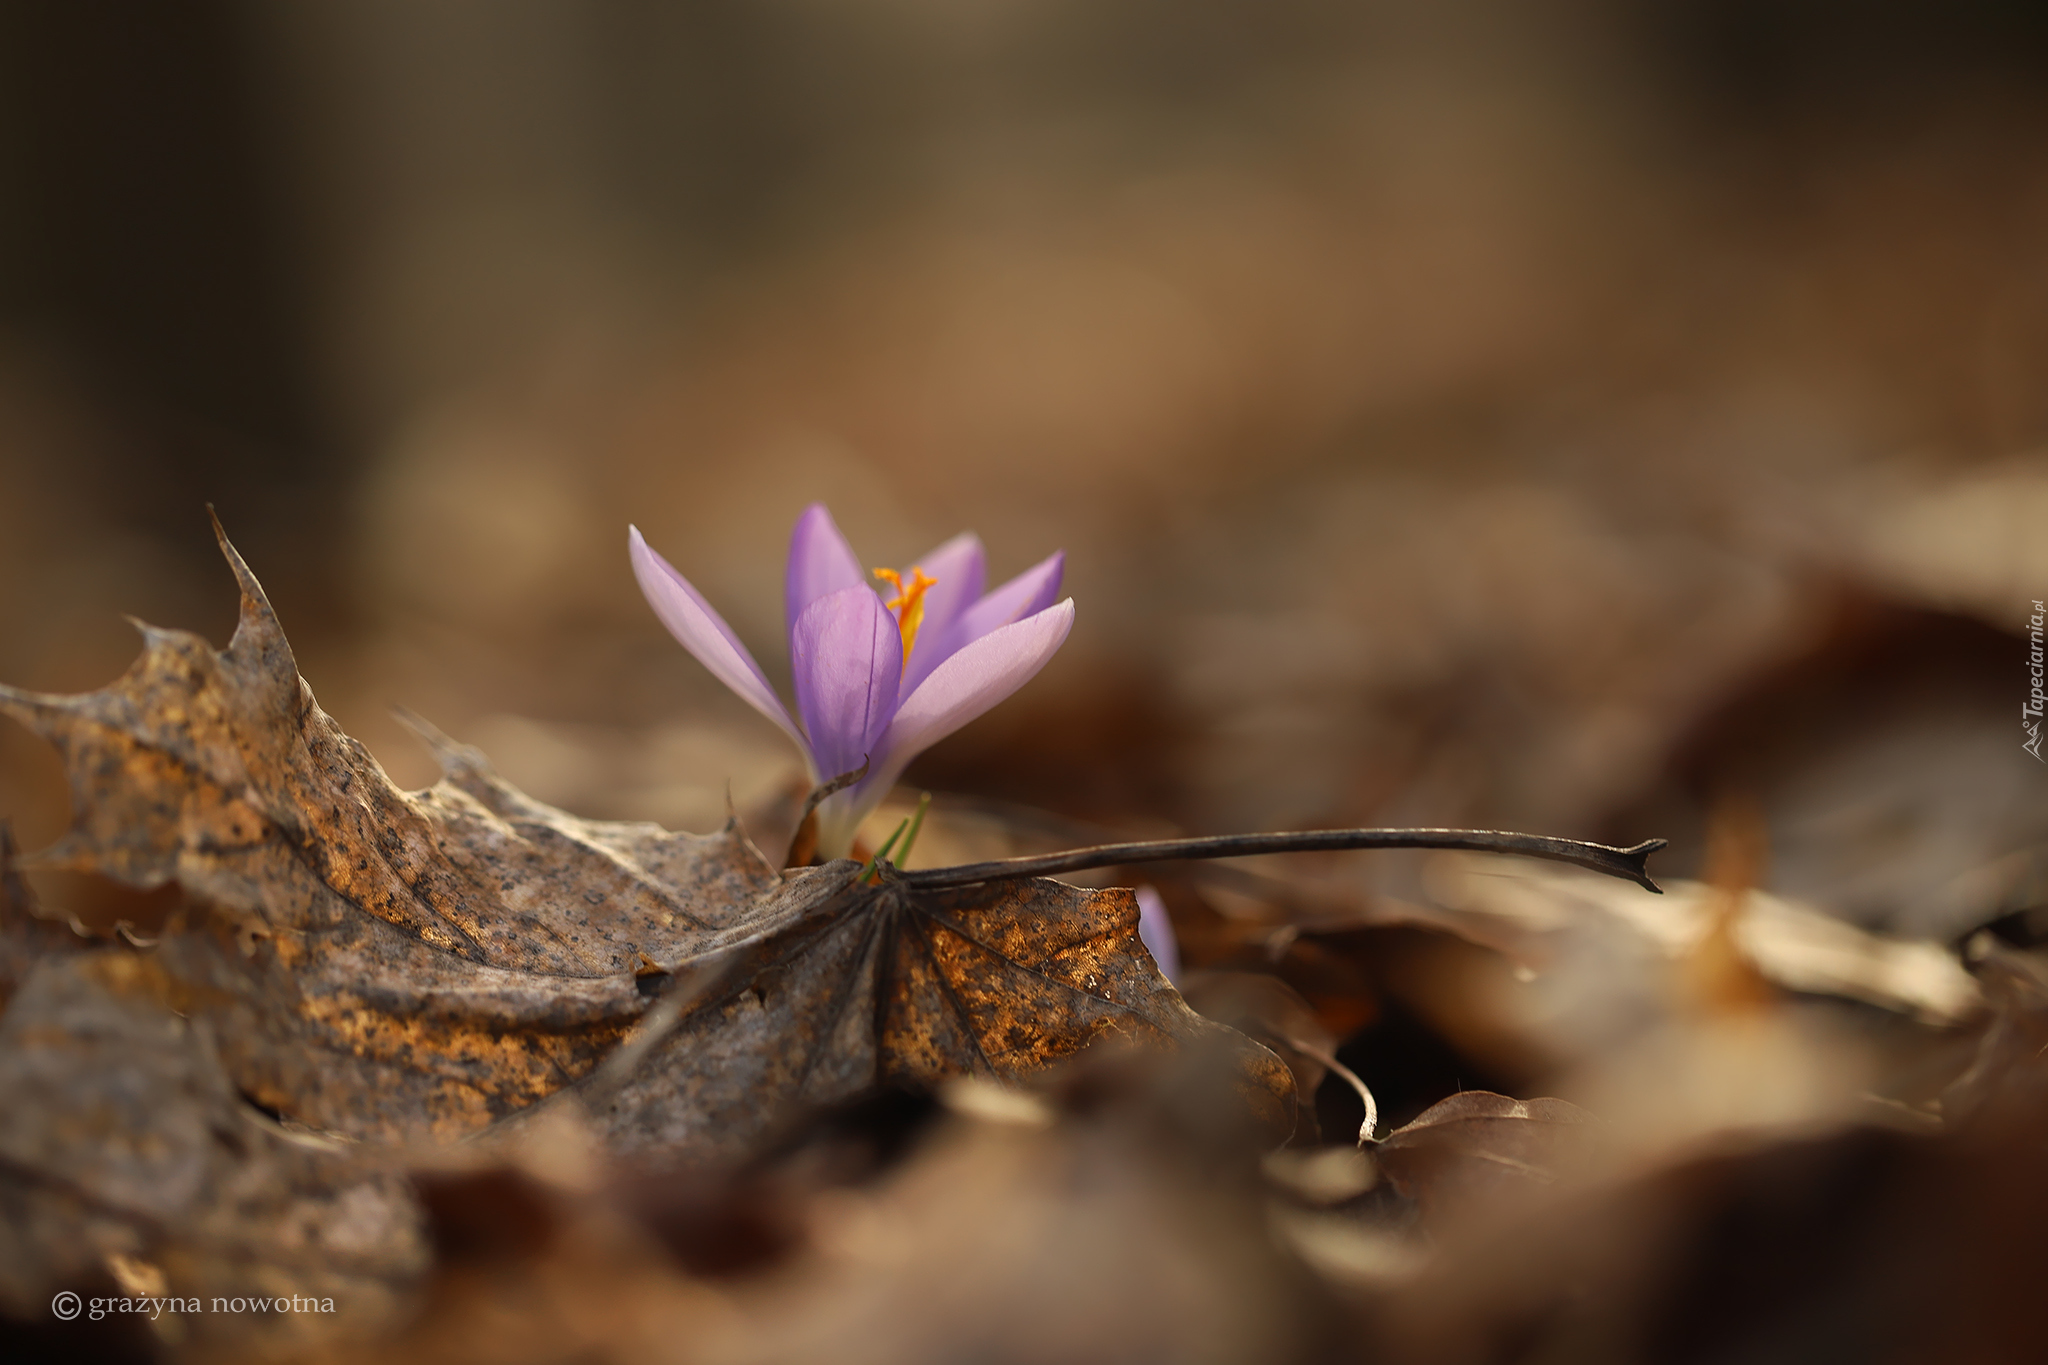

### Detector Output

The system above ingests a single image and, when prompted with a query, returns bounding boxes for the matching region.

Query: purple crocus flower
[629,504,1073,858]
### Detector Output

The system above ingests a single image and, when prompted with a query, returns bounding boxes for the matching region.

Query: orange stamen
[873,565,938,666]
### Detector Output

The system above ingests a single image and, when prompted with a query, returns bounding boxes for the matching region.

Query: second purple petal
[900,531,988,696]
[785,503,868,639]
[957,551,1065,646]
[790,584,902,783]
[867,597,1075,796]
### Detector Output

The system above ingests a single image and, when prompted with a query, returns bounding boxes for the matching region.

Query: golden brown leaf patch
[590,871,1297,1158]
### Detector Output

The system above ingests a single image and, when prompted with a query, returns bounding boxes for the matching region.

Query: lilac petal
[864,598,1074,796]
[1135,885,1182,984]
[790,584,901,783]
[630,527,815,769]
[956,551,1065,647]
[785,503,868,640]
[899,531,987,696]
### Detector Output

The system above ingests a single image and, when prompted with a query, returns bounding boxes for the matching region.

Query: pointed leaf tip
[123,616,182,650]
[208,509,269,605]
[204,510,299,692]
[0,681,70,733]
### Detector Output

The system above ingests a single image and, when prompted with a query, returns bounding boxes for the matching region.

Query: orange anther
[873,566,938,666]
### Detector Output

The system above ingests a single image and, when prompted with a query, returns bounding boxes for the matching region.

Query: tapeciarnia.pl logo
[2026,599,2045,762]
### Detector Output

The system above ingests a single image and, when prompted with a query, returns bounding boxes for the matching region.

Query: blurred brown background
[2,0,2046,1120]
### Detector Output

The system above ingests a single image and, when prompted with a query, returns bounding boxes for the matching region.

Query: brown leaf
[1373,1091,1599,1226]
[2,526,779,1141]
[0,523,1293,1156]
[0,947,427,1346]
[0,824,83,1014]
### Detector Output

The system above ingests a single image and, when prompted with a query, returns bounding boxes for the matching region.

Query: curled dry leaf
[0,521,1293,1158]
[1372,1091,1600,1227]
[1180,971,1334,1144]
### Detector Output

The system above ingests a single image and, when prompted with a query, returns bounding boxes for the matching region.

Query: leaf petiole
[901,828,1667,894]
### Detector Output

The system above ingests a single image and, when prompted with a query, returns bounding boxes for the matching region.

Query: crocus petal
[790,584,901,783]
[863,597,1074,797]
[630,526,815,769]
[899,531,987,696]
[785,503,868,639]
[1135,884,1182,984]
[956,550,1065,647]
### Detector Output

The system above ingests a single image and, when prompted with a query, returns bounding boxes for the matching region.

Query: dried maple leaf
[0,520,1291,1154]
